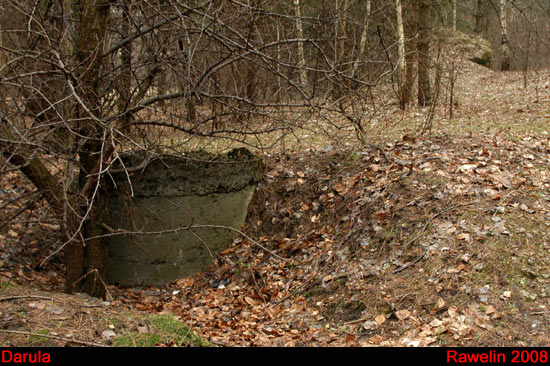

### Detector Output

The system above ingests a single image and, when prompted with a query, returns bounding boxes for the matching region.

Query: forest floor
[0,59,550,347]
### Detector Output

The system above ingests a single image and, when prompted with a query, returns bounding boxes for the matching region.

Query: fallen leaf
[396,309,411,320]
[456,233,469,241]
[102,330,116,339]
[368,334,383,344]
[520,204,535,214]
[333,183,348,195]
[244,296,257,306]
[375,211,387,219]
[362,320,377,330]
[448,305,458,317]
[375,314,386,325]
[345,333,357,345]
[430,318,443,327]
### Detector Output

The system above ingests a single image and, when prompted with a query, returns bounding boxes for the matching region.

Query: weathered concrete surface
[106,148,263,286]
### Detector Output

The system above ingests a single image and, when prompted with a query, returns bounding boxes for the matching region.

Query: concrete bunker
[106,148,263,286]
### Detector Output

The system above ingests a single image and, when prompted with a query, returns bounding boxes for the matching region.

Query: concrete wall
[106,148,263,286]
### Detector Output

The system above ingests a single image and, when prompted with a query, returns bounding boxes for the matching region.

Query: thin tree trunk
[395,0,406,109]
[451,0,457,31]
[293,0,310,96]
[245,3,260,104]
[403,0,418,107]
[350,0,371,82]
[118,2,132,131]
[523,3,532,89]
[177,18,196,123]
[499,0,511,71]
[276,20,282,102]
[417,0,432,107]
[336,0,349,65]
[474,0,485,34]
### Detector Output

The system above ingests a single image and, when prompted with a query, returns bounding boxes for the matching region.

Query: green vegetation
[28,330,49,345]
[113,314,213,347]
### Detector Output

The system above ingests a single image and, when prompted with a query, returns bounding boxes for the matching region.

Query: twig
[207,338,229,347]
[0,329,106,347]
[343,317,369,325]
[392,252,427,274]
[250,269,268,305]
[70,269,113,301]
[0,296,52,301]
[195,225,290,263]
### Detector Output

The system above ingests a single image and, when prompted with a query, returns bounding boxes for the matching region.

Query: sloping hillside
[1,59,549,347]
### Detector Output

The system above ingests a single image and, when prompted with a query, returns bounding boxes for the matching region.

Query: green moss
[28,330,49,345]
[303,285,320,298]
[471,51,493,68]
[112,314,213,347]
[0,281,15,292]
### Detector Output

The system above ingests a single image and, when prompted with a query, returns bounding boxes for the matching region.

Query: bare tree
[474,0,486,34]
[403,0,419,108]
[293,0,310,95]
[350,0,372,81]
[499,0,511,71]
[395,0,406,109]
[451,0,457,31]
[418,0,433,106]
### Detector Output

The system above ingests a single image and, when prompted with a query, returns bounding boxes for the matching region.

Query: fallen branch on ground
[0,329,106,347]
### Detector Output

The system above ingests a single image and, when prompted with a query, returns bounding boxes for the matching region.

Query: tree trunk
[474,0,485,34]
[336,0,349,66]
[417,0,432,107]
[499,0,511,71]
[451,0,457,31]
[293,0,310,96]
[523,3,532,89]
[403,0,419,107]
[350,0,371,83]
[395,0,406,109]
[245,3,260,103]
[0,130,85,295]
[68,0,113,298]
[118,1,133,130]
